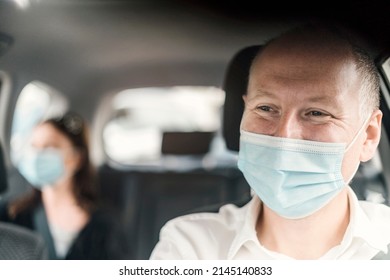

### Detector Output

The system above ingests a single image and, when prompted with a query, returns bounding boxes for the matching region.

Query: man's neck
[256,188,350,259]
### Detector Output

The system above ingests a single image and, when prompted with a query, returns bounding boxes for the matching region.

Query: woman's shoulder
[0,198,36,228]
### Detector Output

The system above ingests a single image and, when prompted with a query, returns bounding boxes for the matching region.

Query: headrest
[0,143,8,194]
[222,45,262,152]
[161,131,214,155]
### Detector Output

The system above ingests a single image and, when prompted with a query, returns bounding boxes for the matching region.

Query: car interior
[0,0,390,260]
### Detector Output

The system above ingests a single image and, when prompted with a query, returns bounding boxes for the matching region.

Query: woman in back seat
[0,111,127,259]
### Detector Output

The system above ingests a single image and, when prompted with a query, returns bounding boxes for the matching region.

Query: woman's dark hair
[9,111,99,217]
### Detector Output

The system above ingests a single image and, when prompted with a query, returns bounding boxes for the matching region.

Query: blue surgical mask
[237,124,366,219]
[17,148,65,188]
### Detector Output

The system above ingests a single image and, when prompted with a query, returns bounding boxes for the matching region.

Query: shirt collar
[227,195,261,259]
[346,187,390,254]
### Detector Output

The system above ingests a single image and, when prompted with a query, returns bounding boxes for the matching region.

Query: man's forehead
[252,27,355,74]
[249,42,358,92]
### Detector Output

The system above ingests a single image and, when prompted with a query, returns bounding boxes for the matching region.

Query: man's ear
[242,94,247,104]
[360,109,383,162]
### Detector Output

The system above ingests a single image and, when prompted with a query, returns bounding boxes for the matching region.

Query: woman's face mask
[17,147,65,188]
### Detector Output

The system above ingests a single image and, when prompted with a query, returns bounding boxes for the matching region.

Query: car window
[103,86,228,167]
[382,56,390,85]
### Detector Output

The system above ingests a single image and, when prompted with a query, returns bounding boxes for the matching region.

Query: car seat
[0,142,48,259]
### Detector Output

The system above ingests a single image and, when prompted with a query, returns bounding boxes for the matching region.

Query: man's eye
[308,111,326,117]
[257,105,272,112]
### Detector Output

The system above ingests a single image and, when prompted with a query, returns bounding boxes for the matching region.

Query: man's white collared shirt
[150,187,390,260]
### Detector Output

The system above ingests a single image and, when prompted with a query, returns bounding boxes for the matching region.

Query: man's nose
[273,114,303,139]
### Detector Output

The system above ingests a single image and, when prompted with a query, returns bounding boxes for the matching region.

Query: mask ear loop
[344,116,372,184]
[345,116,371,153]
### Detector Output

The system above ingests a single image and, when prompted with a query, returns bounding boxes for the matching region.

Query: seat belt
[372,243,390,260]
[33,204,58,259]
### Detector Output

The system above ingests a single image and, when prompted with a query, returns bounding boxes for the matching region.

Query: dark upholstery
[98,166,251,259]
[222,45,261,151]
[0,222,47,260]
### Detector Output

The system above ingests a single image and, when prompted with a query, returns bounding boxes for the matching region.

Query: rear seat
[98,166,250,259]
[98,131,251,259]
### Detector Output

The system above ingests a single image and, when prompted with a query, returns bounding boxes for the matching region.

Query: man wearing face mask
[150,23,390,260]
